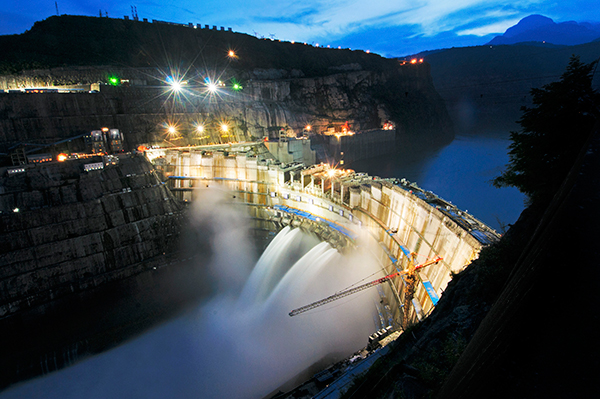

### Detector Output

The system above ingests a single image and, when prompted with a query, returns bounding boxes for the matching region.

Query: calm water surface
[351,133,526,232]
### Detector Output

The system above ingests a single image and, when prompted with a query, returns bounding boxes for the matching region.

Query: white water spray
[1,191,384,399]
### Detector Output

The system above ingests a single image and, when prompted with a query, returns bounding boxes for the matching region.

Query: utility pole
[55,1,59,15]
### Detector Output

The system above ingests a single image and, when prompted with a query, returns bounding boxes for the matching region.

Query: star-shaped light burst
[167,76,182,92]
[160,119,183,145]
[205,78,218,94]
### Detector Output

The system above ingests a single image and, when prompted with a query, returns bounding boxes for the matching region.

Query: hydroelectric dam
[0,140,499,398]
[147,141,499,327]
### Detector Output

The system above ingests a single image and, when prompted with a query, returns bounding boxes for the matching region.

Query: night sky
[2,0,600,57]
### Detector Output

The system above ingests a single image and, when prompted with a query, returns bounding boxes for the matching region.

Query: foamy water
[2,194,384,399]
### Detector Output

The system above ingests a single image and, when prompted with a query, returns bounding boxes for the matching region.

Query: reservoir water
[351,133,526,232]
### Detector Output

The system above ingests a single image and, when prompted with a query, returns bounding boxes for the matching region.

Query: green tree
[493,56,599,204]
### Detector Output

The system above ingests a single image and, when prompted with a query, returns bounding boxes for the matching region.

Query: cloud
[223,0,541,45]
[2,0,599,54]
[457,18,522,36]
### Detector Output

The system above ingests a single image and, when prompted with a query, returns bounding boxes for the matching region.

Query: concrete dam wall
[154,145,498,325]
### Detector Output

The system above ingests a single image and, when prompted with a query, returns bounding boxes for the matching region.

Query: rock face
[0,64,452,149]
[0,154,183,317]
[0,15,453,150]
[0,154,200,388]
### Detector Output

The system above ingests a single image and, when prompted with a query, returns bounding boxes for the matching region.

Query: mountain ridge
[488,14,600,46]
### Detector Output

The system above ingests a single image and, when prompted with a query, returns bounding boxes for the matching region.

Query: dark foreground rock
[338,126,600,398]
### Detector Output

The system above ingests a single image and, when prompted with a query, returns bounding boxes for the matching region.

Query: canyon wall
[0,62,452,151]
[0,155,183,317]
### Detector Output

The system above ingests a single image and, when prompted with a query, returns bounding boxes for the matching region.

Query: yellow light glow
[411,59,417,64]
[57,153,68,162]
[196,125,205,133]
[167,126,177,135]
[220,124,229,132]
[305,125,312,131]
[327,169,336,178]
[228,50,236,58]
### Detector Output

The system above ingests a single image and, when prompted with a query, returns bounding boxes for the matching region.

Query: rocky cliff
[0,155,196,387]
[0,15,453,150]
[0,154,185,316]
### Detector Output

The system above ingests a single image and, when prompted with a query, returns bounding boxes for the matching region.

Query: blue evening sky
[2,0,600,57]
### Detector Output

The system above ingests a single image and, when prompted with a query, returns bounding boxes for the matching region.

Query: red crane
[289,256,442,317]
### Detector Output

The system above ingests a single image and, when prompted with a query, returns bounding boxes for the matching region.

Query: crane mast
[289,256,442,317]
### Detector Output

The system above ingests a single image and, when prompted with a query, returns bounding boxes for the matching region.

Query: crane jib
[288,257,442,317]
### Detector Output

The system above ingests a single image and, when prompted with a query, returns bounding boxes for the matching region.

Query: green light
[108,76,119,86]
[231,79,243,91]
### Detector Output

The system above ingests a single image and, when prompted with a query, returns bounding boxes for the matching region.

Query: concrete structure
[148,144,499,327]
[265,137,316,165]
[326,129,397,164]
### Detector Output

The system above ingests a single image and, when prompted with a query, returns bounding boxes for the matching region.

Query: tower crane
[289,256,442,318]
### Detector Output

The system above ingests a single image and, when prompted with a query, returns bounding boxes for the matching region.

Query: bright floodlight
[327,169,336,178]
[196,125,204,133]
[228,50,236,58]
[167,126,177,135]
[171,80,181,92]
[166,75,182,92]
[207,82,218,92]
[220,123,229,132]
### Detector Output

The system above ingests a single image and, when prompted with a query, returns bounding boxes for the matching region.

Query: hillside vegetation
[0,15,394,77]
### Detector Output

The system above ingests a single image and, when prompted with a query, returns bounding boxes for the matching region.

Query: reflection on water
[350,133,525,231]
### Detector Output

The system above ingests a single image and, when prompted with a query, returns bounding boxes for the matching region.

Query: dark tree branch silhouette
[493,55,600,205]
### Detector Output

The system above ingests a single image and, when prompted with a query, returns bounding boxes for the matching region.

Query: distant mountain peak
[503,15,554,38]
[488,14,600,46]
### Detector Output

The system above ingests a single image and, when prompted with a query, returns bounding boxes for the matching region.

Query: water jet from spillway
[0,195,385,399]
